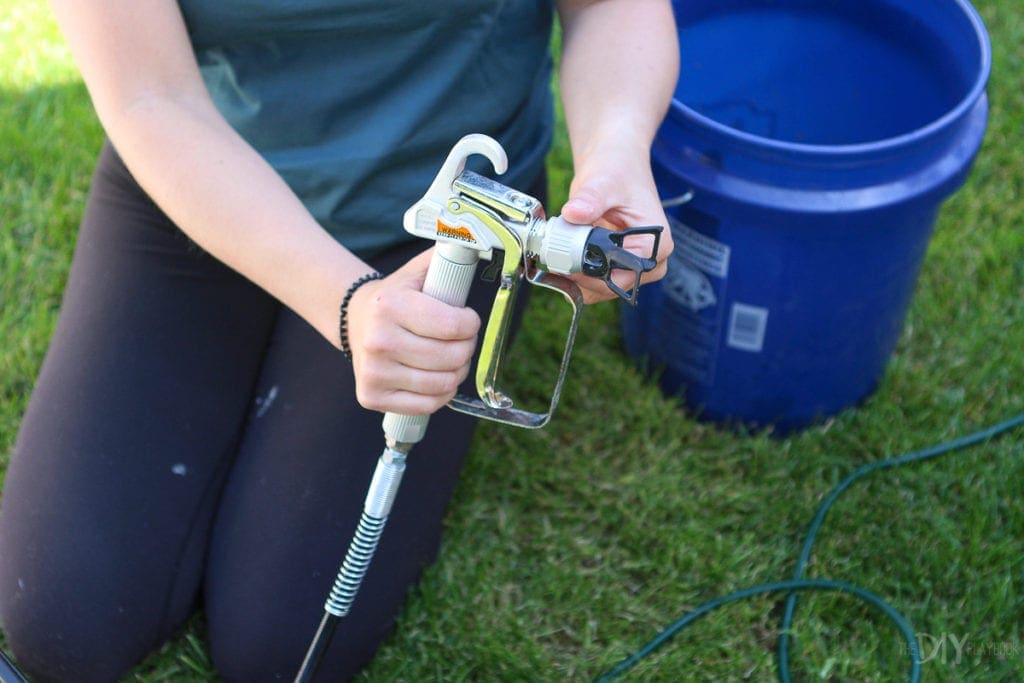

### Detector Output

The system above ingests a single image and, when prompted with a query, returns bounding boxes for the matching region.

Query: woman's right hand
[344,248,481,415]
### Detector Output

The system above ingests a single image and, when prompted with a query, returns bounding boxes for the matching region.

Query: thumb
[392,246,436,285]
[561,184,606,225]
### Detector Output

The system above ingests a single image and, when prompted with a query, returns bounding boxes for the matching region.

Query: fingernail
[565,197,594,214]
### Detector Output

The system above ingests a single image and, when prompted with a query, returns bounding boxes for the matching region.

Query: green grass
[3,1,1023,681]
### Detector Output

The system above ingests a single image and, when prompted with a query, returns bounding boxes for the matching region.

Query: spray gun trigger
[480,251,505,283]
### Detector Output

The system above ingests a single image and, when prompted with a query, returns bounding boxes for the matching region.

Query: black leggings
[0,142,516,682]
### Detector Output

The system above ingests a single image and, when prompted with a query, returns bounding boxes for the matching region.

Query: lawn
[2,1,1023,681]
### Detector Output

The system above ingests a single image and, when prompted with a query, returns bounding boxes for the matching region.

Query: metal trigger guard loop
[443,196,585,429]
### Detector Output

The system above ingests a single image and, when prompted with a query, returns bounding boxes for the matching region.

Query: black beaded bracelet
[339,271,384,360]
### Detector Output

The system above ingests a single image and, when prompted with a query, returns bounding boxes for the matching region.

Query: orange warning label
[437,220,476,244]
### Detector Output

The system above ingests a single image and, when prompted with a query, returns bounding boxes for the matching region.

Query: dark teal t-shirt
[177,1,554,255]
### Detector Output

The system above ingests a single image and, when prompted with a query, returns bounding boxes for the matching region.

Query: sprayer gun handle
[380,243,480,446]
[380,135,508,446]
[580,225,664,306]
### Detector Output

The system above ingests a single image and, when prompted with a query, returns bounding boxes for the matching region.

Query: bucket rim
[667,0,993,159]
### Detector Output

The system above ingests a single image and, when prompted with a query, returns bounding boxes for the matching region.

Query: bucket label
[674,219,731,278]
[660,215,731,386]
[726,303,769,352]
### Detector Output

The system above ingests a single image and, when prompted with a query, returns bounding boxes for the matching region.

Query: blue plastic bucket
[621,0,991,431]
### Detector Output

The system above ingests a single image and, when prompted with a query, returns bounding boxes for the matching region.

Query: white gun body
[384,134,662,445]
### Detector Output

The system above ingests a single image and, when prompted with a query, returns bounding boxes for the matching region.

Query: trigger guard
[449,267,583,430]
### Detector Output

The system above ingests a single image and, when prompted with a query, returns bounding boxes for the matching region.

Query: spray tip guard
[582,225,664,305]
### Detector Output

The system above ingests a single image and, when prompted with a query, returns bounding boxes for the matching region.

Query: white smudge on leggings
[255,385,279,418]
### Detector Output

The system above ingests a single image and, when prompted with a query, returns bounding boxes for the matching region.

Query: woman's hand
[555,0,679,304]
[344,249,481,415]
[559,138,674,303]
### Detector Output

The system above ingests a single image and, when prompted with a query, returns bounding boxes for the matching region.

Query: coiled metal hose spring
[325,511,387,618]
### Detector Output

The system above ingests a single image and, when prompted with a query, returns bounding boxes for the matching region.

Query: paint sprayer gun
[295,134,663,681]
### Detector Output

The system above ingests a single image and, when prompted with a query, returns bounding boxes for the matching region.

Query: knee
[0,542,170,683]
[1,594,128,683]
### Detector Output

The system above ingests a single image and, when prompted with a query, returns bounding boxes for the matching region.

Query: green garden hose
[596,412,1024,681]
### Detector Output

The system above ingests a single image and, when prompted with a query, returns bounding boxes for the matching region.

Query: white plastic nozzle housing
[535,216,593,275]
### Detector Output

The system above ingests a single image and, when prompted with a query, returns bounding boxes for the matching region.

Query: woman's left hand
[555,0,678,304]
[559,139,674,304]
